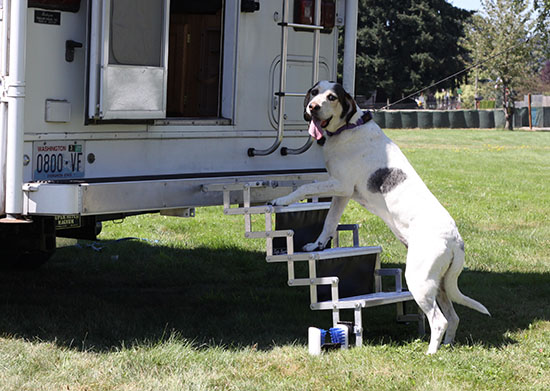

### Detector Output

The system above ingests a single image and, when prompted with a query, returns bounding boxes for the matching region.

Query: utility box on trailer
[0,0,358,266]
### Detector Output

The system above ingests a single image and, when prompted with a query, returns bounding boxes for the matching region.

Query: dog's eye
[327,94,337,101]
[311,89,319,96]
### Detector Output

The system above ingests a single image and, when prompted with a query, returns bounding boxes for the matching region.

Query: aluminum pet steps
[203,181,425,347]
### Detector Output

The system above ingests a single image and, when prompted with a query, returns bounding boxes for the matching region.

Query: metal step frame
[204,181,425,346]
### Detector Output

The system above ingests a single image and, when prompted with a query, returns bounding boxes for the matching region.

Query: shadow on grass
[0,239,548,352]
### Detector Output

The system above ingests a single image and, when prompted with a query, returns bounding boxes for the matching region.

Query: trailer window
[109,0,164,67]
[87,0,170,119]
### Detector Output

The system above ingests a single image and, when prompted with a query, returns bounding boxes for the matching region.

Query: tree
[542,61,550,83]
[354,0,472,103]
[540,60,550,93]
[461,0,538,130]
[533,0,550,57]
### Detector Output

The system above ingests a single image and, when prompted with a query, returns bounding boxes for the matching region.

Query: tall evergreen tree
[355,0,472,103]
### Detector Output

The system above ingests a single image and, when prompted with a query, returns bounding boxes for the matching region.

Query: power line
[379,37,531,110]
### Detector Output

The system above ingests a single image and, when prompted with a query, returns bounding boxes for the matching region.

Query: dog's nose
[309,102,320,112]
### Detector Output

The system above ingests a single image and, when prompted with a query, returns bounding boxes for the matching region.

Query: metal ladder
[248,0,322,157]
[203,181,425,347]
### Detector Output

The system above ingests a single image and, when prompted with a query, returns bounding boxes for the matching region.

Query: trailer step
[311,291,415,310]
[206,177,425,348]
[223,202,331,216]
[202,181,269,192]
[266,245,382,263]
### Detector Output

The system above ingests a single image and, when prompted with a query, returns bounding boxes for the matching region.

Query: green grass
[1,129,549,390]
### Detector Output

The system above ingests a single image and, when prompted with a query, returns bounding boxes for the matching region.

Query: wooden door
[167,10,222,117]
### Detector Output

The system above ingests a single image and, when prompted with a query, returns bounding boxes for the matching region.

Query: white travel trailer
[0,0,359,266]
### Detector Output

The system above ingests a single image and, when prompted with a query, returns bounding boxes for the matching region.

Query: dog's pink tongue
[308,119,324,140]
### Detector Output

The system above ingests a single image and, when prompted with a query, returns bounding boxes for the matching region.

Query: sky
[449,0,483,11]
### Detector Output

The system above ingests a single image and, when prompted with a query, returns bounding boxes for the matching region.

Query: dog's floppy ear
[334,83,357,124]
[303,82,319,122]
[303,91,312,122]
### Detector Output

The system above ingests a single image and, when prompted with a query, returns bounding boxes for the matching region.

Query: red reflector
[321,1,335,29]
[295,0,313,25]
[294,0,335,31]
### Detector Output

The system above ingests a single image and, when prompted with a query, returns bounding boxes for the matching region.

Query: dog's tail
[444,243,491,316]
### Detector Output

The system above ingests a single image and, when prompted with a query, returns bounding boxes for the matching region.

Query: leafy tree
[533,0,550,56]
[461,0,538,130]
[355,0,472,102]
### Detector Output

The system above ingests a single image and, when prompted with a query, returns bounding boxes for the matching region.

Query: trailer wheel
[0,216,56,270]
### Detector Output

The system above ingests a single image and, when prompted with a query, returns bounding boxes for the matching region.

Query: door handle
[65,40,83,62]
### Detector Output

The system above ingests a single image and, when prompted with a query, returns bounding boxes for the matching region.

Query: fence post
[528,93,532,130]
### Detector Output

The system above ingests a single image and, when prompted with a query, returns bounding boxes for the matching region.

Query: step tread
[272,202,331,213]
[202,181,268,192]
[224,202,331,215]
[338,291,413,303]
[266,245,382,262]
[312,291,414,310]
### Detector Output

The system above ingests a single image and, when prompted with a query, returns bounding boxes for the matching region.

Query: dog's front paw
[303,242,324,252]
[270,197,290,206]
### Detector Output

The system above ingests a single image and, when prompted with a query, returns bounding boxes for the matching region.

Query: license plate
[33,141,85,180]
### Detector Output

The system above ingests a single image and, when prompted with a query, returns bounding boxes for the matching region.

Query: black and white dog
[272,81,490,354]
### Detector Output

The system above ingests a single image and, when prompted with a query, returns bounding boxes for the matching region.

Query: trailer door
[88,0,170,120]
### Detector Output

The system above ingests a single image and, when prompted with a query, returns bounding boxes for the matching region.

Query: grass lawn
[1,129,549,390]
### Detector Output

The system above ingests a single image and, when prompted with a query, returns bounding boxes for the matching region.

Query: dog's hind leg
[437,286,459,346]
[303,196,350,251]
[405,243,451,354]
[407,279,448,354]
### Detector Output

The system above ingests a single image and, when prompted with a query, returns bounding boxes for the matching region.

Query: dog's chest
[322,129,383,173]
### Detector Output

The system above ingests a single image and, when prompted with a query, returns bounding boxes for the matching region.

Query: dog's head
[303,81,358,140]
